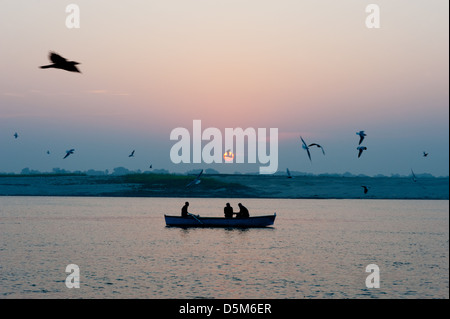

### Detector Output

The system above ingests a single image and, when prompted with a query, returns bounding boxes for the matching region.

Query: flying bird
[186,169,203,187]
[300,136,312,162]
[40,52,81,73]
[423,152,429,157]
[13,132,18,139]
[149,164,152,169]
[63,149,75,159]
[128,150,135,157]
[46,150,50,155]
[361,185,369,194]
[308,143,325,155]
[357,146,367,158]
[356,131,366,145]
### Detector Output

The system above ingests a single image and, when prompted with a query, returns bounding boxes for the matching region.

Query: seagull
[186,169,203,187]
[356,131,366,145]
[308,143,325,155]
[423,152,429,157]
[286,168,293,178]
[357,146,367,158]
[149,164,152,169]
[128,150,135,157]
[361,185,369,194]
[63,149,75,159]
[40,52,81,73]
[411,169,417,182]
[300,136,312,162]
[13,132,18,139]
[46,150,50,155]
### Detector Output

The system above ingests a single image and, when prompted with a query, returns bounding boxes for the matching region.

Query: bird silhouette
[13,132,18,139]
[63,149,75,159]
[186,169,203,187]
[356,131,366,145]
[300,136,312,162]
[357,146,367,158]
[361,185,369,194]
[423,152,429,157]
[128,150,135,157]
[308,143,325,155]
[40,52,81,73]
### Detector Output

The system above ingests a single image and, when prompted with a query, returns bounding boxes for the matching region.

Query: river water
[0,197,448,299]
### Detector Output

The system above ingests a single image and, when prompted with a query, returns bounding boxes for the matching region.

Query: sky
[0,0,448,176]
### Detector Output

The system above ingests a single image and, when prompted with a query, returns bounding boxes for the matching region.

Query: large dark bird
[40,52,81,73]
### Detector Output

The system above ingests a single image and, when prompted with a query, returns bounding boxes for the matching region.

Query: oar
[188,212,203,225]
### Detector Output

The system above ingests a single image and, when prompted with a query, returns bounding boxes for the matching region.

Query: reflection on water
[0,197,448,298]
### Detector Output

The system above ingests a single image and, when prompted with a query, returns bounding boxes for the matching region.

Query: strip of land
[0,174,448,199]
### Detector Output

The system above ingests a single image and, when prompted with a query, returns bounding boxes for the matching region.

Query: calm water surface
[0,197,448,299]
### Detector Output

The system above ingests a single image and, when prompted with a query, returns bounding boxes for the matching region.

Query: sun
[223,150,234,162]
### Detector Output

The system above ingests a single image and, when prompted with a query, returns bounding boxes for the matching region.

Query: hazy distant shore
[0,174,448,199]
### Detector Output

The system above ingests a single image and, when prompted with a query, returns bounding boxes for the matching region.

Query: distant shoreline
[0,174,448,200]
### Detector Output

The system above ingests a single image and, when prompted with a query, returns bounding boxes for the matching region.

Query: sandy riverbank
[0,174,448,199]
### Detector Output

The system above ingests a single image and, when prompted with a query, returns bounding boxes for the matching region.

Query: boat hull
[164,213,276,228]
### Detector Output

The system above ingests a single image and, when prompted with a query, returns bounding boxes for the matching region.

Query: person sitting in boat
[181,202,189,217]
[235,203,250,218]
[224,203,233,218]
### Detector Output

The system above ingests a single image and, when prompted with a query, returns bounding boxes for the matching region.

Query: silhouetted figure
[14,132,18,139]
[181,202,189,217]
[235,203,249,218]
[129,150,135,157]
[224,203,234,218]
[423,152,429,157]
[40,52,81,73]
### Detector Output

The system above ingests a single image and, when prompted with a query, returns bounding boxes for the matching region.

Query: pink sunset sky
[0,0,448,176]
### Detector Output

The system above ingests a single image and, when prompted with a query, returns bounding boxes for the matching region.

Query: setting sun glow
[223,150,234,162]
